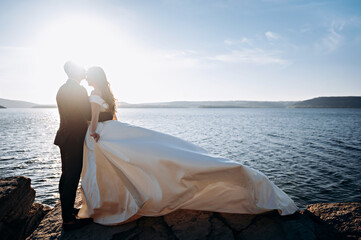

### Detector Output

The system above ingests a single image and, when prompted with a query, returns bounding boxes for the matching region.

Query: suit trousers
[58,138,84,222]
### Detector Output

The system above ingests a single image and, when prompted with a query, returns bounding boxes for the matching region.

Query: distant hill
[1,96,361,109]
[0,105,6,108]
[32,105,57,108]
[118,100,296,108]
[0,98,39,108]
[292,97,361,108]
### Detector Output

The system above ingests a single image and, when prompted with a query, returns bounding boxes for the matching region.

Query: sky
[0,0,360,104]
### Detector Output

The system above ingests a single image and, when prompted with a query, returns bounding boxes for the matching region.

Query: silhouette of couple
[54,61,297,232]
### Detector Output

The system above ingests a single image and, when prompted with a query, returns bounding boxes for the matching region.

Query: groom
[54,61,93,231]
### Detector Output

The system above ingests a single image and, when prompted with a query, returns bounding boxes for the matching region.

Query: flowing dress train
[78,95,298,225]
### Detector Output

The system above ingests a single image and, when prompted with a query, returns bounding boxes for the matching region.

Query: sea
[1,108,360,208]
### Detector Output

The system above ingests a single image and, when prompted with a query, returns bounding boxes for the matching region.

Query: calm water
[1,108,361,208]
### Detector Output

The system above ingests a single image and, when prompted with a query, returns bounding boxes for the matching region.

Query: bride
[78,66,298,225]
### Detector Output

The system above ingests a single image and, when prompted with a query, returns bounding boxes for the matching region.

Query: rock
[208,217,234,240]
[306,202,361,240]
[28,188,84,240]
[62,215,137,240]
[0,176,51,240]
[27,202,63,240]
[236,211,287,240]
[0,176,34,223]
[26,179,361,240]
[164,209,213,240]
[236,211,320,240]
[218,212,256,232]
[30,197,361,240]
[111,217,175,240]
[280,213,318,240]
[23,203,52,238]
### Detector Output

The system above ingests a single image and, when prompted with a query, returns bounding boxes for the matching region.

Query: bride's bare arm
[90,102,101,142]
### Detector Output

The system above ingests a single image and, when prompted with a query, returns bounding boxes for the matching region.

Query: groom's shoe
[62,218,93,232]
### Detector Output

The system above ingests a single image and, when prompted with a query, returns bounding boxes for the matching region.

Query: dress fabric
[79,95,298,225]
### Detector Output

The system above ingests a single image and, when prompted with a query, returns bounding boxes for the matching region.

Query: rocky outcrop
[27,185,361,240]
[0,176,51,240]
[1,176,357,240]
[306,203,361,240]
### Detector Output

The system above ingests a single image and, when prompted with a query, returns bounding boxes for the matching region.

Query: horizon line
[2,95,361,106]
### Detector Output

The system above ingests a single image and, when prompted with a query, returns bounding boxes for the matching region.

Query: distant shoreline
[17,106,361,109]
[1,96,361,109]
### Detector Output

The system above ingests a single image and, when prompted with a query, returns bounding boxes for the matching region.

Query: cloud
[161,49,197,59]
[240,37,253,45]
[224,38,253,46]
[150,34,290,69]
[152,49,208,69]
[265,31,280,40]
[224,39,234,45]
[209,37,290,65]
[210,48,289,65]
[315,20,345,53]
[300,27,311,33]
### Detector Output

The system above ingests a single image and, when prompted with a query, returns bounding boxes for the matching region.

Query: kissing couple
[54,61,298,232]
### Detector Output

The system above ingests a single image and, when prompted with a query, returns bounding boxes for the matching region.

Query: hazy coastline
[1,96,361,109]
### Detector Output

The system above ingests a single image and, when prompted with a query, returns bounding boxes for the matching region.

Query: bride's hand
[90,132,100,142]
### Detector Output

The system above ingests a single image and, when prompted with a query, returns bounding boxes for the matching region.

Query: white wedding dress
[78,95,298,225]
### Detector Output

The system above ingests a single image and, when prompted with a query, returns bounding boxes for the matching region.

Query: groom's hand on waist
[90,132,100,142]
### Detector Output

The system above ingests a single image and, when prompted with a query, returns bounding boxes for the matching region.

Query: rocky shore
[1,176,360,240]
[0,176,50,240]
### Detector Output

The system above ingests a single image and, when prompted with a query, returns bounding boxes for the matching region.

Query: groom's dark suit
[54,79,113,222]
[54,79,91,222]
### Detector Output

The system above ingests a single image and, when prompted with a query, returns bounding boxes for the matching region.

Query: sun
[28,13,158,103]
[29,13,141,94]
[33,14,124,66]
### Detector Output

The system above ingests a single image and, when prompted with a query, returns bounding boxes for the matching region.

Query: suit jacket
[54,79,91,147]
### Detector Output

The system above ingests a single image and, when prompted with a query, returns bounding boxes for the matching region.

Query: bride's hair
[87,66,117,115]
